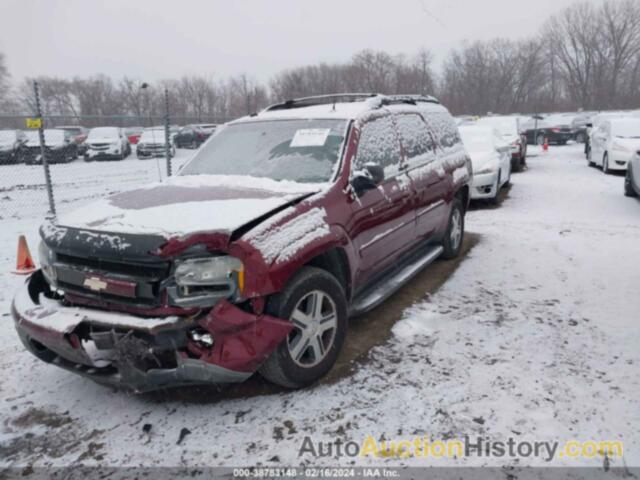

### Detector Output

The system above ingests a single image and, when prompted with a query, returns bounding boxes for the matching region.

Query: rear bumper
[12,272,292,392]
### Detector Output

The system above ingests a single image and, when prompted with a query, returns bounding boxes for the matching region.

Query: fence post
[164,88,172,177]
[34,81,56,217]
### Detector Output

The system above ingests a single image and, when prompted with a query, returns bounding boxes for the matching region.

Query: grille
[53,252,171,307]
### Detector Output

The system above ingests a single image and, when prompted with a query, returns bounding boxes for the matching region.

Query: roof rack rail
[380,94,440,106]
[263,93,441,113]
[265,93,378,111]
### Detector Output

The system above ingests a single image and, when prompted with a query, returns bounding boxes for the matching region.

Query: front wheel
[625,167,637,197]
[259,267,347,388]
[441,197,465,259]
[603,153,610,174]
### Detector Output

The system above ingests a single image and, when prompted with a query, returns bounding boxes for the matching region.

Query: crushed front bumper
[12,272,292,392]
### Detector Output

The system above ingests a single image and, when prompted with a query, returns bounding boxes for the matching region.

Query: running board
[349,245,444,317]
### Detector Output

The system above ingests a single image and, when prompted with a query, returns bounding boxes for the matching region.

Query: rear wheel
[259,267,347,388]
[441,197,465,259]
[625,167,637,197]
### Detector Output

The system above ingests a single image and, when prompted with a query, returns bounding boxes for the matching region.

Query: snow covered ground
[0,145,639,473]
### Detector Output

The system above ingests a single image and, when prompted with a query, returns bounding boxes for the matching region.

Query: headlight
[612,142,630,152]
[38,241,57,285]
[171,256,244,307]
[476,164,498,175]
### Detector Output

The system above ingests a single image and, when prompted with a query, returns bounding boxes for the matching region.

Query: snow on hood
[56,174,326,237]
[613,137,640,149]
[468,151,499,170]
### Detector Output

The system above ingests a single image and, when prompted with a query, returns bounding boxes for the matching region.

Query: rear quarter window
[424,112,462,149]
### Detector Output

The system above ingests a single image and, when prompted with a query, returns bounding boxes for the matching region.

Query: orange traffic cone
[543,138,549,153]
[12,235,37,275]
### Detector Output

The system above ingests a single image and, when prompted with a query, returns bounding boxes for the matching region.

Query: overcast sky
[1,0,599,83]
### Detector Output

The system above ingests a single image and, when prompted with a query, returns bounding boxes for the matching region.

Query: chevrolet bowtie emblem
[83,276,108,292]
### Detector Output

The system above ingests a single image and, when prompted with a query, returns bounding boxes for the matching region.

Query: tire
[625,167,637,197]
[602,155,608,173]
[259,267,348,388]
[441,197,465,259]
[536,135,545,146]
[488,174,501,206]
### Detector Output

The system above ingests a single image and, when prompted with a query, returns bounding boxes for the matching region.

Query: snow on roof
[232,96,447,124]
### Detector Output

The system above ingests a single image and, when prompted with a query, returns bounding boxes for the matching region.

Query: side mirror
[351,163,384,196]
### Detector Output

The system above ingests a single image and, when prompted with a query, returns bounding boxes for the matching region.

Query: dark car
[570,113,594,144]
[522,115,574,145]
[57,125,88,151]
[12,93,472,392]
[174,125,210,149]
[23,129,78,164]
[0,129,28,164]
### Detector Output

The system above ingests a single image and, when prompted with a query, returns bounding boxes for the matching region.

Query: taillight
[551,128,561,133]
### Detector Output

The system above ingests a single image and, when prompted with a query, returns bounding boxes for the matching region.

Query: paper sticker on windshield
[290,128,331,147]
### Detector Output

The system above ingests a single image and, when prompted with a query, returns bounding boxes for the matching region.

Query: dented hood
[55,174,324,239]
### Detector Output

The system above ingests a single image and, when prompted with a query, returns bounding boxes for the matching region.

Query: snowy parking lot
[1,145,639,472]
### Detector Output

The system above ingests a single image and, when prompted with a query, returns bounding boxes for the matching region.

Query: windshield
[140,130,166,142]
[25,130,65,144]
[477,117,518,137]
[88,127,119,139]
[0,130,17,143]
[459,128,495,152]
[180,119,348,183]
[612,121,640,138]
[61,127,82,136]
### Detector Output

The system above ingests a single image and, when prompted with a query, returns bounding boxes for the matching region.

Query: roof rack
[264,93,440,112]
[265,93,378,111]
[380,94,440,106]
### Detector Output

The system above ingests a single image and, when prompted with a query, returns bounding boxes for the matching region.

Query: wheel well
[456,185,469,213]
[305,248,351,300]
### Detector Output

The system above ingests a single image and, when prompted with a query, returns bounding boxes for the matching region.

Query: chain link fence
[1,83,232,223]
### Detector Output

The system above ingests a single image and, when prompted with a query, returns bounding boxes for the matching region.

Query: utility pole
[164,88,172,177]
[34,81,56,217]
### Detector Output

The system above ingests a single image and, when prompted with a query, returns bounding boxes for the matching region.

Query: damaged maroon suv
[12,94,471,391]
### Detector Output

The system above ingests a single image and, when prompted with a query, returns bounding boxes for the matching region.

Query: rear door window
[355,115,403,179]
[395,113,436,169]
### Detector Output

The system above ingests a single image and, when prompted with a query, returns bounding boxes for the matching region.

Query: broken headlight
[171,256,244,308]
[38,241,57,286]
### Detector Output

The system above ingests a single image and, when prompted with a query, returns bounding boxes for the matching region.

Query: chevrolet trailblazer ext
[12,94,472,391]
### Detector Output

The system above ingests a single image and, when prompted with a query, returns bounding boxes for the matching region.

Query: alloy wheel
[450,208,463,251]
[287,290,337,368]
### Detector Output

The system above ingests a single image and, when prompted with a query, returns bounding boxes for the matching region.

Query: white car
[476,116,527,171]
[136,128,176,159]
[84,127,131,161]
[459,125,512,203]
[589,118,640,173]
